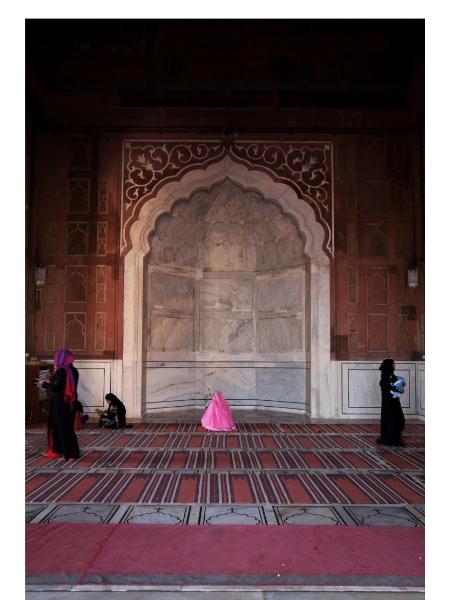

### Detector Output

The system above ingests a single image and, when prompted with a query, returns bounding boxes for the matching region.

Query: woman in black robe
[40,349,80,460]
[377,358,405,446]
[98,393,127,429]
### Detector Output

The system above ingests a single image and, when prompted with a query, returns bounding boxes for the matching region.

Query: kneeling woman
[98,393,127,429]
[41,349,80,460]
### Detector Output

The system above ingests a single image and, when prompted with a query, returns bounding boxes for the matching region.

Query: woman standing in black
[39,349,80,460]
[377,358,405,447]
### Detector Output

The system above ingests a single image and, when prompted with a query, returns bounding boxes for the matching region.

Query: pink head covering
[54,349,76,403]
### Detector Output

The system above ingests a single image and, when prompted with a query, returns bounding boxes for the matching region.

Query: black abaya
[379,373,405,445]
[43,367,80,459]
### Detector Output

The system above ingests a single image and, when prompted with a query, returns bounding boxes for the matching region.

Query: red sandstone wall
[27,128,424,362]
[333,134,424,361]
[28,132,122,359]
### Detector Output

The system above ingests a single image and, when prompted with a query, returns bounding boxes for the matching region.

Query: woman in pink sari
[201,390,236,431]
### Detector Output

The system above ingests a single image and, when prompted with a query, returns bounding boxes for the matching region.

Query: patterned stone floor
[26,417,424,528]
[27,501,425,527]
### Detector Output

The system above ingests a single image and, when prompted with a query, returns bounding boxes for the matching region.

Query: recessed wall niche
[146,179,307,360]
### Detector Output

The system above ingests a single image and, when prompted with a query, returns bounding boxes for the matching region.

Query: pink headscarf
[54,349,76,403]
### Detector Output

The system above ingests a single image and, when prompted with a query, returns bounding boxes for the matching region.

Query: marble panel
[149,270,194,312]
[417,363,425,415]
[257,316,303,353]
[75,361,111,412]
[256,273,302,311]
[149,316,193,352]
[256,367,307,406]
[341,362,416,416]
[199,366,256,401]
[200,278,253,312]
[145,367,198,406]
[200,317,253,353]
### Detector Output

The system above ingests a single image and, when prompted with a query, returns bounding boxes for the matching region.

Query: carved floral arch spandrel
[121,140,334,257]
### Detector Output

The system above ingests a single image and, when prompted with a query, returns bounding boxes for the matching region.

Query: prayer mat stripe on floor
[26,432,425,450]
[25,470,424,504]
[26,421,425,435]
[25,447,425,471]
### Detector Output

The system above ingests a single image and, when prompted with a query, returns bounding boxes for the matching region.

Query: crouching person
[98,393,127,429]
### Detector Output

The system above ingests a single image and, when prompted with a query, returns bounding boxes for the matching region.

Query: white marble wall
[73,360,114,414]
[417,362,425,417]
[336,361,425,418]
[144,362,309,413]
[48,358,425,419]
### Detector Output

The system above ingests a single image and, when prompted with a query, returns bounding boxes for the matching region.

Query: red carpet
[26,522,424,585]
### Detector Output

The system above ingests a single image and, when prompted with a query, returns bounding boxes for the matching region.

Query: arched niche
[123,157,331,418]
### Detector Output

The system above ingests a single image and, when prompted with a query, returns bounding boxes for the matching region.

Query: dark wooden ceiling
[26,19,424,110]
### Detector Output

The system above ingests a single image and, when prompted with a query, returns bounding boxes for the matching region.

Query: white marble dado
[417,362,425,417]
[144,363,309,413]
[339,362,423,417]
[73,360,112,413]
[256,367,307,409]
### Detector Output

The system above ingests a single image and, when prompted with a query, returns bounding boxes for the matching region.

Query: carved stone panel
[362,180,386,214]
[392,181,408,211]
[363,138,386,179]
[96,222,108,256]
[97,179,109,214]
[365,223,387,258]
[70,135,91,170]
[44,312,55,351]
[367,314,388,351]
[396,222,411,258]
[346,223,358,257]
[95,312,106,351]
[348,313,358,352]
[96,266,107,304]
[366,267,388,305]
[64,312,86,351]
[46,265,57,304]
[47,222,58,256]
[67,223,89,256]
[66,266,88,303]
[68,179,90,213]
[337,180,357,213]
[347,267,358,304]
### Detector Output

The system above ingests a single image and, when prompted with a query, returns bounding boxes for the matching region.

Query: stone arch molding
[122,157,331,419]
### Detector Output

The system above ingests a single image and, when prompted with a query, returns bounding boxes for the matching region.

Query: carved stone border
[121,140,334,256]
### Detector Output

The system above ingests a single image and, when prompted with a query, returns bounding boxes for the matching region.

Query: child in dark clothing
[98,393,127,429]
